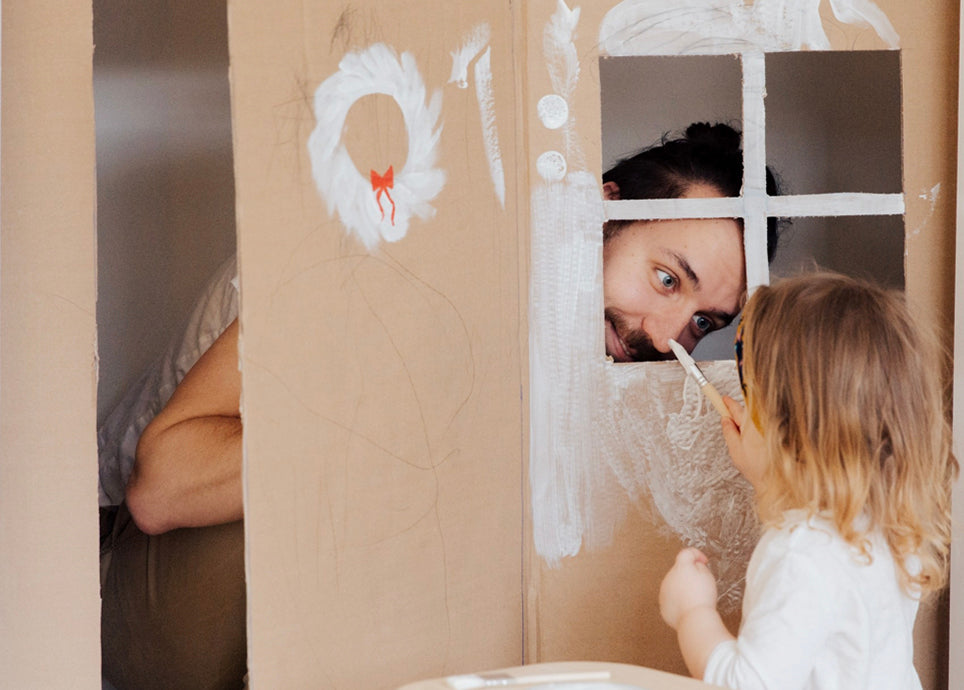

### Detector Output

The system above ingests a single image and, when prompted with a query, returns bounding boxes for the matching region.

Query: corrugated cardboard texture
[0,1,100,686]
[229,2,525,687]
[228,0,957,687]
[524,3,958,689]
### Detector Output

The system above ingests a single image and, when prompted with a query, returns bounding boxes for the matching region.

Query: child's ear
[603,181,621,200]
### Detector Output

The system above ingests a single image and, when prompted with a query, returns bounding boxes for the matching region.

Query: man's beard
[604,308,673,362]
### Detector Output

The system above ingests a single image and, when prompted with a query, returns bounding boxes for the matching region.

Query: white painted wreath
[308,43,446,250]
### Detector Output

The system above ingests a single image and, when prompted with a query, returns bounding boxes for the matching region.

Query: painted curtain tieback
[371,166,396,225]
[308,43,445,251]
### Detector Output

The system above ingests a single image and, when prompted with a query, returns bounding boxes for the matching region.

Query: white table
[397,661,725,690]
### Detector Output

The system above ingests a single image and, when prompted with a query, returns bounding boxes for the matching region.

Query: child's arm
[659,547,735,679]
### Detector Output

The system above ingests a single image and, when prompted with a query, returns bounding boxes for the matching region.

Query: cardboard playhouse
[3,0,964,688]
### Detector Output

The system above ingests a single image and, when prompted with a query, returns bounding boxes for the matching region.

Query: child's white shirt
[704,510,921,690]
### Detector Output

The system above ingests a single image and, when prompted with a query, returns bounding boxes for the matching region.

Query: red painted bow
[370,166,395,225]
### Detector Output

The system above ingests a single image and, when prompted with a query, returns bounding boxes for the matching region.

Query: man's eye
[693,314,713,333]
[656,269,676,289]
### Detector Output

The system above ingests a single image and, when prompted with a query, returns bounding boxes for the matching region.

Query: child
[659,272,958,689]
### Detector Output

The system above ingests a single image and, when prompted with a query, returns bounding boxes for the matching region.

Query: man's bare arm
[126,319,242,534]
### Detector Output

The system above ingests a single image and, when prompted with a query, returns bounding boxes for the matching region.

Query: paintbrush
[668,338,732,420]
[444,670,611,689]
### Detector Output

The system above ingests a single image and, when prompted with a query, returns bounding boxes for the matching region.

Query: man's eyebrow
[707,308,739,327]
[662,249,739,324]
[663,249,699,287]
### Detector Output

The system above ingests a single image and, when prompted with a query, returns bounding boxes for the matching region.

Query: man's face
[602,185,745,362]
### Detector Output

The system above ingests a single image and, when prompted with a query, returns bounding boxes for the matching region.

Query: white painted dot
[537,150,567,181]
[537,94,568,129]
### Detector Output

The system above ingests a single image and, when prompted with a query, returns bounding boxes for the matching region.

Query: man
[99,255,246,690]
[601,122,782,362]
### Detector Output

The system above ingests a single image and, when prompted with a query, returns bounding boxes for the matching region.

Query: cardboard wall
[0,1,958,688]
[228,2,526,687]
[522,2,958,688]
[229,1,959,688]
[0,1,101,686]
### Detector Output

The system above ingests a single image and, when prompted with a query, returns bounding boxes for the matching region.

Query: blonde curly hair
[739,272,958,596]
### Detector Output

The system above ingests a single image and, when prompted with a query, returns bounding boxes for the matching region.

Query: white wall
[94,0,236,422]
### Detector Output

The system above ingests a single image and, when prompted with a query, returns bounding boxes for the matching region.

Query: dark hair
[602,122,785,262]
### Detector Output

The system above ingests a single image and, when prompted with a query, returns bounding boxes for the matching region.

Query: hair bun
[684,122,741,153]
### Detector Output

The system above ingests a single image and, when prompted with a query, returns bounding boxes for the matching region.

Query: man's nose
[645,312,696,353]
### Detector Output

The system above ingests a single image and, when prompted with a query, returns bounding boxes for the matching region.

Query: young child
[659,272,958,689]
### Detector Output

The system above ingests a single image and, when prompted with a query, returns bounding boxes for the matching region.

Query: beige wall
[0,2,101,687]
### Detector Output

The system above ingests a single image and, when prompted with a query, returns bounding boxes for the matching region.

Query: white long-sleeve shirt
[705,510,921,690]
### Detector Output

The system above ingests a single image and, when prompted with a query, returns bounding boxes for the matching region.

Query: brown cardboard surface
[228,0,958,688]
[523,2,958,688]
[228,2,525,687]
[0,1,100,686]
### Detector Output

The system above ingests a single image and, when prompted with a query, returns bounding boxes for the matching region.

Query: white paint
[606,196,744,220]
[538,94,569,130]
[544,0,581,98]
[308,43,445,251]
[599,0,899,56]
[741,51,769,293]
[536,150,567,182]
[474,48,506,208]
[768,192,905,217]
[449,23,491,89]
[920,183,941,205]
[529,1,759,607]
[449,25,506,208]
[529,169,758,599]
[544,0,587,175]
[909,184,940,237]
[530,0,903,607]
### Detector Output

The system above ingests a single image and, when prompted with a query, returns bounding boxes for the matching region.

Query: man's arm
[126,319,242,534]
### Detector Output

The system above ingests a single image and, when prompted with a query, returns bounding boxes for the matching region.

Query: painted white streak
[910,185,939,237]
[599,0,899,56]
[530,171,612,561]
[530,171,760,595]
[605,197,744,220]
[606,194,904,221]
[767,193,905,217]
[742,51,769,293]
[449,23,491,89]
[544,0,586,173]
[544,0,581,98]
[529,0,759,608]
[828,0,899,47]
[474,48,506,208]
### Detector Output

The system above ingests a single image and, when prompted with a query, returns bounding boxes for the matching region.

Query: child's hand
[659,547,718,630]
[660,548,735,680]
[721,395,767,492]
